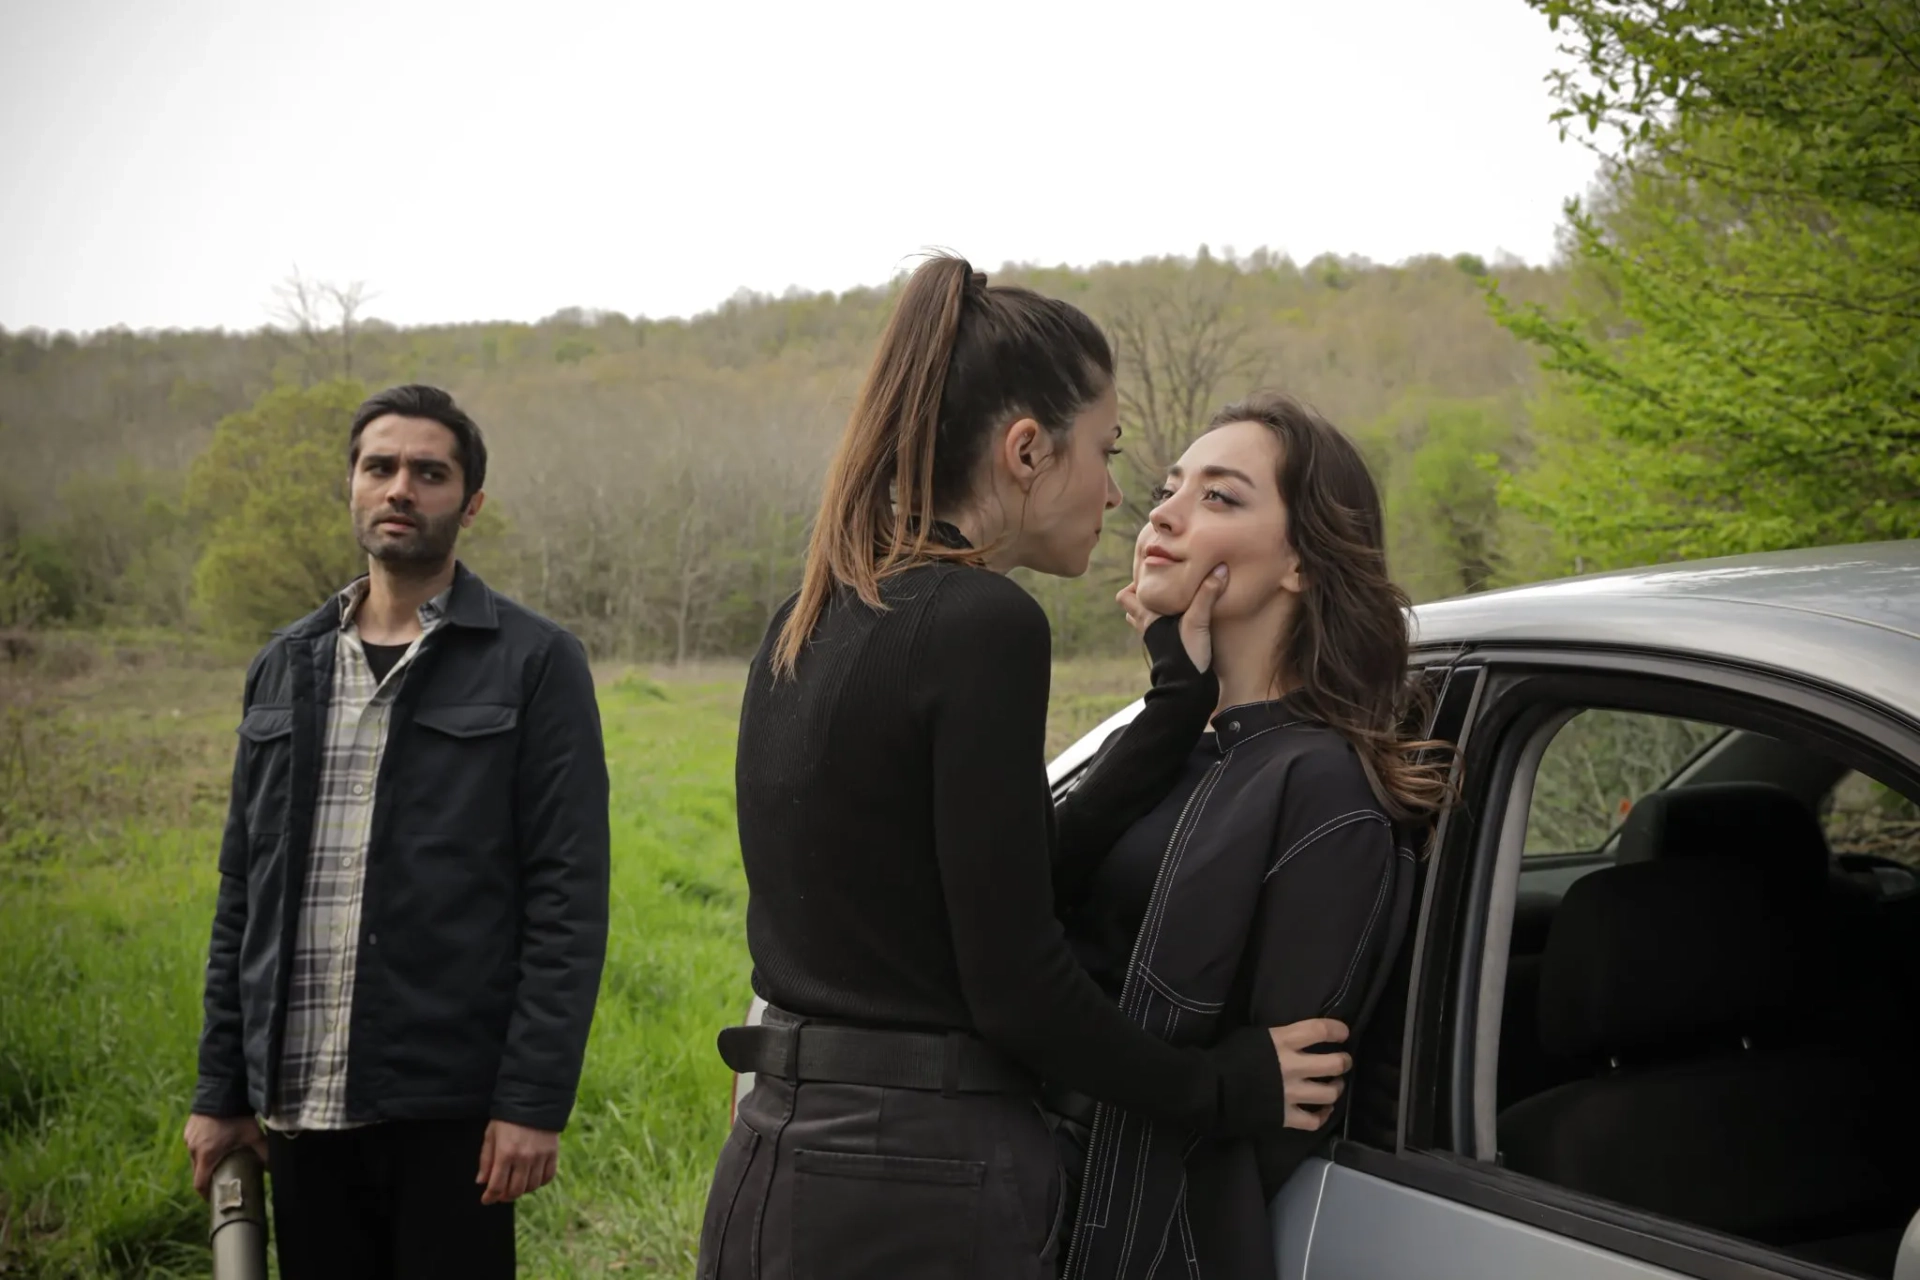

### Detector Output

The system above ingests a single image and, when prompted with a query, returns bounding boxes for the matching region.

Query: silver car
[737,540,1920,1280]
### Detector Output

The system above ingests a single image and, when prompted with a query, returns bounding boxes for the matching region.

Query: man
[183,384,610,1278]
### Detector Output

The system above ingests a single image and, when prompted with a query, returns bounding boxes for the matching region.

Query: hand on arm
[1268,1018,1352,1131]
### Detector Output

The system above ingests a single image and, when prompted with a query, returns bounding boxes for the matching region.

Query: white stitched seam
[1141,967,1225,1014]
[1101,750,1233,1279]
[1263,810,1389,882]
[1128,760,1229,1019]
[1130,765,1225,1015]
[1115,1115,1154,1277]
[1325,860,1394,1011]
[1117,1000,1178,1272]
[1270,808,1386,872]
[1093,1110,1125,1228]
[1068,1094,1115,1274]
[1143,1186,1176,1279]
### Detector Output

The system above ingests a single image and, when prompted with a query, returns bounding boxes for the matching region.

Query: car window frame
[1352,642,1920,1280]
[1337,652,1485,1150]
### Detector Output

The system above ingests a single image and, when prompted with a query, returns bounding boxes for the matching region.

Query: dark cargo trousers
[697,1068,1066,1279]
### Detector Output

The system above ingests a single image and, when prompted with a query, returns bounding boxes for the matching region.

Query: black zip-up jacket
[1058,696,1417,1280]
[191,564,610,1132]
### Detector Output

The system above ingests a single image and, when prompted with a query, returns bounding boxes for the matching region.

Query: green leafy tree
[1493,0,1920,567]
[1367,394,1522,599]
[188,380,369,639]
[52,462,199,625]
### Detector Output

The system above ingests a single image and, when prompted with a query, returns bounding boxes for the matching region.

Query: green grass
[0,643,1147,1276]
[0,651,755,1277]
[514,672,749,1276]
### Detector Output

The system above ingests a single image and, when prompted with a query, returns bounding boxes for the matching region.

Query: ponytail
[773,255,1113,676]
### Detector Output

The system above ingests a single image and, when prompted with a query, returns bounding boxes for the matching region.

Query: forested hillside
[0,251,1566,658]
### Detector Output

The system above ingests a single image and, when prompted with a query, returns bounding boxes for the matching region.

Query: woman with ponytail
[1052,391,1456,1280]
[696,261,1351,1280]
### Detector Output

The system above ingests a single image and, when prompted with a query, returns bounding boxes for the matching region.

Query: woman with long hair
[697,263,1352,1280]
[1052,390,1455,1279]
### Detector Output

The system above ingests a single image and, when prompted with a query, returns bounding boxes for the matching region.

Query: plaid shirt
[265,579,449,1132]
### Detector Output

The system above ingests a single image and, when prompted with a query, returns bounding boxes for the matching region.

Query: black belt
[717,1017,1036,1096]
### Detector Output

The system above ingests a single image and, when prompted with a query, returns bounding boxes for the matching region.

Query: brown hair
[773,254,1114,675]
[1209,391,1456,821]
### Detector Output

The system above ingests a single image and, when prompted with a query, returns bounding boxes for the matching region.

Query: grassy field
[0,636,1141,1278]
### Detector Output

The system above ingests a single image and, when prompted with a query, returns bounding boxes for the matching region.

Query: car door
[1283,644,1920,1280]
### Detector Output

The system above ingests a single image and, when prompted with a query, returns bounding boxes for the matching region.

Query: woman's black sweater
[735,559,1287,1135]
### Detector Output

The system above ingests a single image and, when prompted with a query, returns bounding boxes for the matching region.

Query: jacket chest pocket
[412,704,519,741]
[405,705,521,823]
[237,706,294,837]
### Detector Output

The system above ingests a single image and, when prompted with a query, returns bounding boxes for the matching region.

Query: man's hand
[1269,1018,1353,1131]
[183,1113,269,1200]
[476,1119,560,1205]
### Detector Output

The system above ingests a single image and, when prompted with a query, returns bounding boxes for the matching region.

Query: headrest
[1614,782,1829,891]
[1537,855,1826,1060]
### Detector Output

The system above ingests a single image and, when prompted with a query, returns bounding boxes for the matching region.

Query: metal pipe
[207,1146,269,1280]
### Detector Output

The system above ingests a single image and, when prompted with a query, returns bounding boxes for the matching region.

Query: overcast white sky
[0,0,1598,334]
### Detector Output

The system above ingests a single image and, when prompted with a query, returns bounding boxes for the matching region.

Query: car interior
[1489,712,1920,1277]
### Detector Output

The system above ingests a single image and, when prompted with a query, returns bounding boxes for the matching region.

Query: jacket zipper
[1064,752,1227,1278]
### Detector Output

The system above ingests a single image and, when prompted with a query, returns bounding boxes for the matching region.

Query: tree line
[0,252,1561,659]
[4,0,1914,660]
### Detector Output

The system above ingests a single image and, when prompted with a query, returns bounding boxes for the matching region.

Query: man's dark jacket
[192,564,610,1132]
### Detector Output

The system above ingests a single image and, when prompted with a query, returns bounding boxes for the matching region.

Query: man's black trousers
[266,1117,514,1278]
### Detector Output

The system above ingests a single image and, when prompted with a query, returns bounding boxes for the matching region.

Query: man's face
[349,415,481,567]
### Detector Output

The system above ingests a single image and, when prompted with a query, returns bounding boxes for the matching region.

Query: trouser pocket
[696,1121,763,1279]
[791,1148,986,1280]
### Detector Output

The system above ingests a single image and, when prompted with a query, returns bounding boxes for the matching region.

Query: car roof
[1411,539,1920,721]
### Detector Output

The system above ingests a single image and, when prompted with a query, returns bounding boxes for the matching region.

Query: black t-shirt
[734,560,1288,1136]
[362,641,410,685]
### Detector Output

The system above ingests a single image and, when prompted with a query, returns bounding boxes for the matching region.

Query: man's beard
[354,505,463,568]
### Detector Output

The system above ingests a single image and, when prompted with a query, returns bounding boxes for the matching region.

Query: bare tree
[269,270,373,383]
[1099,263,1268,523]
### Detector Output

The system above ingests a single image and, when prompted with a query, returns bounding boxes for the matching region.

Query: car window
[1523,710,1723,855]
[1465,681,1920,1274]
[1822,770,1920,869]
